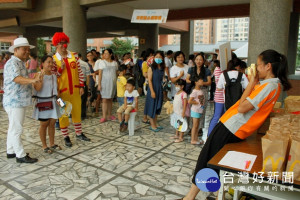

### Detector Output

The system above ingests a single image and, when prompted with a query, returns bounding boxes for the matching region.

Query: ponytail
[259,50,292,91]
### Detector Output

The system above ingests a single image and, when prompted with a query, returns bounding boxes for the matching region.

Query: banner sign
[219,42,232,71]
[131,9,169,23]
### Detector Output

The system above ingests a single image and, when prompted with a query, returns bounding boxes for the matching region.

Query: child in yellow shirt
[117,65,127,106]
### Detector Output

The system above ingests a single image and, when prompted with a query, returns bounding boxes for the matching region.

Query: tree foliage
[108,38,134,58]
[37,38,46,60]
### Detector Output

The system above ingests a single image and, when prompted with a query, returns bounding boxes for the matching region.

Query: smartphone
[56,98,65,107]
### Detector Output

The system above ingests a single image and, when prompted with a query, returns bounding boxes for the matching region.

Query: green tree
[108,37,134,58]
[37,38,46,60]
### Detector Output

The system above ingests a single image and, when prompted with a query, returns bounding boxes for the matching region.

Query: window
[87,39,94,44]
[0,42,10,51]
[87,46,97,51]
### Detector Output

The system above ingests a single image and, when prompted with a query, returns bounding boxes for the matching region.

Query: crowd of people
[1,33,292,200]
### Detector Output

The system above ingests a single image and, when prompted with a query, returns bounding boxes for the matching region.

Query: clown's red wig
[52,32,70,46]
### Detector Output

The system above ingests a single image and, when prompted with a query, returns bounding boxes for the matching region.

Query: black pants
[81,82,88,118]
[192,122,243,184]
[89,85,98,103]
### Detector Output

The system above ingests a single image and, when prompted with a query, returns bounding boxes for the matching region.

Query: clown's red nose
[63,44,68,48]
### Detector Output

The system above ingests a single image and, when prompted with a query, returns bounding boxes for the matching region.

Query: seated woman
[180,49,292,200]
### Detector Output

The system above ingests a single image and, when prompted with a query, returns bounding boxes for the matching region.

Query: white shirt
[125,89,139,108]
[217,71,249,90]
[170,64,190,97]
[173,91,187,115]
[79,59,90,82]
[94,59,118,86]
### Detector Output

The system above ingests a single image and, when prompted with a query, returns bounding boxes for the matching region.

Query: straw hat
[8,37,35,53]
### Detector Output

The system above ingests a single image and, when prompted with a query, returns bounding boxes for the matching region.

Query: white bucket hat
[8,37,35,53]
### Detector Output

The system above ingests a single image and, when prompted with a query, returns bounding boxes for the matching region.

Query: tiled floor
[0,97,215,200]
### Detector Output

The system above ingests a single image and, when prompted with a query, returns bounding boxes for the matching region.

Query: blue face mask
[155,58,163,64]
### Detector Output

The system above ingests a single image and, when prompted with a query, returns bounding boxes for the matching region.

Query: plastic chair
[128,109,137,136]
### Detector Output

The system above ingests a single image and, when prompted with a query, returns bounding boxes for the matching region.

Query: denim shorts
[191,111,202,119]
[117,97,124,106]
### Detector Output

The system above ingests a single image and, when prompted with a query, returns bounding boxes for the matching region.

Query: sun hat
[8,37,35,53]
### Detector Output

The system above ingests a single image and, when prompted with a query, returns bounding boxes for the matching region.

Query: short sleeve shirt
[79,59,91,81]
[187,67,211,82]
[3,56,32,108]
[220,78,281,139]
[173,91,187,115]
[170,64,190,80]
[117,75,127,97]
[217,71,248,90]
[125,90,139,108]
[190,89,204,113]
[142,61,148,76]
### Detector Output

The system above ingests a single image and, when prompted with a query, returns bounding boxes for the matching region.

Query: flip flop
[149,127,160,132]
[157,126,163,130]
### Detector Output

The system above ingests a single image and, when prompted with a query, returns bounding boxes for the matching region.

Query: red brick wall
[159,35,168,48]
[287,79,300,96]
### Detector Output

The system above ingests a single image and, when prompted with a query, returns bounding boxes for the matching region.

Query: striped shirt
[220,78,281,139]
[213,67,224,103]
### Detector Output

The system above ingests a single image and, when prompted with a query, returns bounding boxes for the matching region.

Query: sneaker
[76,133,91,141]
[119,124,124,131]
[121,124,128,132]
[64,136,72,147]
[16,155,38,163]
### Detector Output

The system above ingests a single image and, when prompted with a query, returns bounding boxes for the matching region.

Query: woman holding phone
[32,55,61,154]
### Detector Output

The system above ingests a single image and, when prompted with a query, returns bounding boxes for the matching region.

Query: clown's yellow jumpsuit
[53,51,84,133]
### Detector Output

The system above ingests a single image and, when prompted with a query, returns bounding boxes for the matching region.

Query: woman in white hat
[3,37,40,163]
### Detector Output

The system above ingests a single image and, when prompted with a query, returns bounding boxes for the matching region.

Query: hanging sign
[131,9,169,23]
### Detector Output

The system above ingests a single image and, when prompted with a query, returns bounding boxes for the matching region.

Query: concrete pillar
[287,12,299,75]
[138,24,159,53]
[248,0,292,64]
[61,0,87,59]
[25,36,37,55]
[180,20,194,60]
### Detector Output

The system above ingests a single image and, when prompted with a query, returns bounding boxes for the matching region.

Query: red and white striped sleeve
[74,52,85,87]
[51,58,62,77]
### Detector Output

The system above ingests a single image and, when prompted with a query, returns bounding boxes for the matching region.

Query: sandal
[156,126,163,130]
[142,120,150,124]
[174,139,184,143]
[149,127,160,132]
[50,145,62,150]
[109,115,117,121]
[100,118,107,123]
[43,147,53,154]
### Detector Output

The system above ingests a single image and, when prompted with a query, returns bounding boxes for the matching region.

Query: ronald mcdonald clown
[52,32,90,147]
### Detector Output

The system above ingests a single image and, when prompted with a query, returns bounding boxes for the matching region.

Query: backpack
[224,71,243,110]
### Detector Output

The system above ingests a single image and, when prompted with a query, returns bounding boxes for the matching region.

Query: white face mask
[175,86,181,92]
